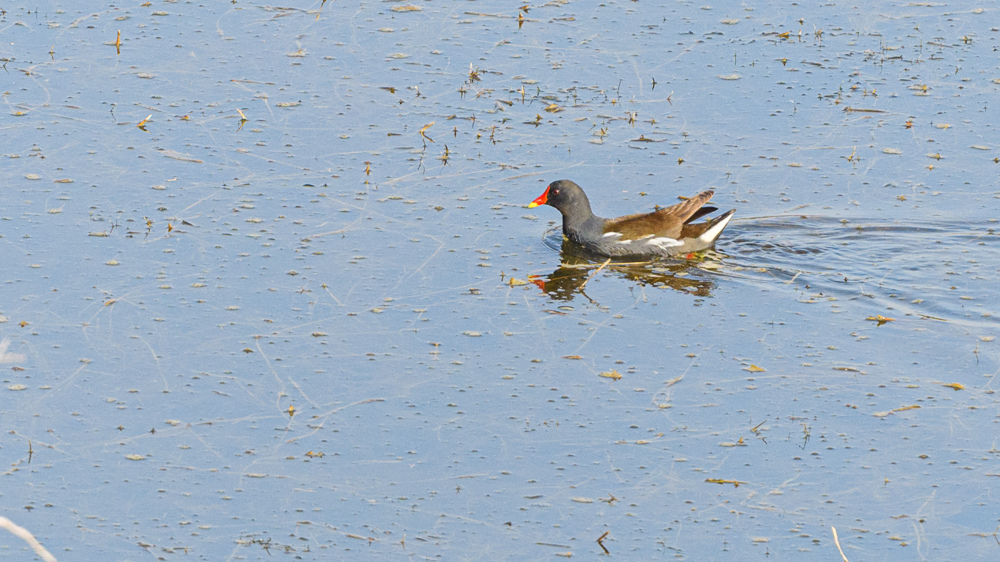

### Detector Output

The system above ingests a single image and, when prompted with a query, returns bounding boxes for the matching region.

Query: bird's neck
[563,207,604,241]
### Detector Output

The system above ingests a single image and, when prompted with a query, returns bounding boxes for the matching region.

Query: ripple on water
[722,215,1000,329]
[535,215,1000,330]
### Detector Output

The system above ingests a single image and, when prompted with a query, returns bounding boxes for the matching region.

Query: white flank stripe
[645,236,683,249]
[602,231,622,238]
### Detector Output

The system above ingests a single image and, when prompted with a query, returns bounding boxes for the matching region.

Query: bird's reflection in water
[531,239,721,302]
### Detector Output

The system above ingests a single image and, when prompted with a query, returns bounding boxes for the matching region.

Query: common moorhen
[528,179,735,257]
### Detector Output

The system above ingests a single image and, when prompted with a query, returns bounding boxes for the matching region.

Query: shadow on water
[531,228,721,301]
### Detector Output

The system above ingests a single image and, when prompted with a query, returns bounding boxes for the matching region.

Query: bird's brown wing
[605,190,715,240]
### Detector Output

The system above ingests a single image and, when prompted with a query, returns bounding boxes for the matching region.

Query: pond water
[2,1,999,560]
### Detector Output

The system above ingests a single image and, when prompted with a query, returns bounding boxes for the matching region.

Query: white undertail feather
[698,211,734,244]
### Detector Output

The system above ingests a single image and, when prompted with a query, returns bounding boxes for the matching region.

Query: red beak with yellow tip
[528,187,549,208]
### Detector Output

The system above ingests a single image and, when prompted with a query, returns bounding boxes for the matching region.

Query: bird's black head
[528,180,588,213]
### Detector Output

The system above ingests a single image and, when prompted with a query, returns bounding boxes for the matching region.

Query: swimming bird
[528,179,734,257]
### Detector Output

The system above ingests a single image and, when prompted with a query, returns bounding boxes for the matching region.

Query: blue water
[2,1,999,559]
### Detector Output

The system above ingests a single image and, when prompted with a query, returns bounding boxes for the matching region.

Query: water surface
[2,1,999,559]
